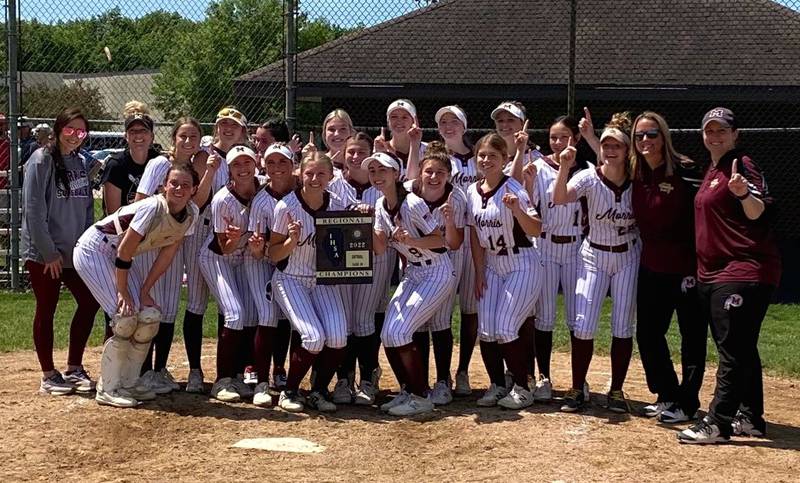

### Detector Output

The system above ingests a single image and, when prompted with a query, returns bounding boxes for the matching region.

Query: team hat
[702,107,736,130]
[18,116,33,128]
[435,106,468,130]
[361,151,401,171]
[216,107,248,128]
[226,145,258,165]
[386,99,417,122]
[264,143,294,161]
[600,127,631,146]
[491,102,525,121]
[124,112,154,132]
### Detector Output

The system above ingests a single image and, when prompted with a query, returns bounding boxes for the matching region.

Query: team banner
[315,211,373,285]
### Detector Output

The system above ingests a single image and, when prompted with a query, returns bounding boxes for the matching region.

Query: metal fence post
[7,0,20,290]
[285,0,297,132]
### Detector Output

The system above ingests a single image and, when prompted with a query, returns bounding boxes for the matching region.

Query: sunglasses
[634,129,660,141]
[62,126,88,139]
[218,108,244,120]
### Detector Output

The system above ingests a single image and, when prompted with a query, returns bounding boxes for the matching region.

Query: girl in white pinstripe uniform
[321,109,354,174]
[200,145,260,403]
[369,151,457,417]
[553,113,641,413]
[269,152,349,413]
[467,132,544,410]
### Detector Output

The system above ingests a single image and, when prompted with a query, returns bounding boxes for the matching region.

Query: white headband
[435,106,468,131]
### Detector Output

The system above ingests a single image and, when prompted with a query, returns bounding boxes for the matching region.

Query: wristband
[114,257,133,269]
[735,190,751,200]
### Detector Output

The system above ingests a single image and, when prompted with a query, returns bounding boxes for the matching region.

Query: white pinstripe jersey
[409,182,467,238]
[206,182,256,257]
[569,167,637,246]
[137,152,229,210]
[375,187,449,264]
[533,158,586,237]
[327,176,380,208]
[450,152,480,192]
[248,185,288,236]
[466,176,537,255]
[272,190,348,277]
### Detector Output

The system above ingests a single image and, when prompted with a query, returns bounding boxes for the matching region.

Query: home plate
[232,437,325,454]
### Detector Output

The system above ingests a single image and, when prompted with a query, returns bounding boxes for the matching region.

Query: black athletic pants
[698,281,773,433]
[636,267,708,414]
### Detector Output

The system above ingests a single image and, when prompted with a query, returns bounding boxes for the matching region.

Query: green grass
[2,290,799,377]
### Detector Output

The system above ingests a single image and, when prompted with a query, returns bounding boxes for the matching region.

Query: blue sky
[19,0,800,26]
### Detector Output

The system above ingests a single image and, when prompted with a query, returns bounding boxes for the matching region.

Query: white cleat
[354,380,377,406]
[429,380,453,406]
[96,389,140,408]
[477,384,508,407]
[253,382,273,407]
[388,393,435,417]
[498,384,534,410]
[211,377,241,402]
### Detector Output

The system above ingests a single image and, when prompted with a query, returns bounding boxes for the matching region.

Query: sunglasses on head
[62,126,88,139]
[634,129,660,141]
[218,108,244,120]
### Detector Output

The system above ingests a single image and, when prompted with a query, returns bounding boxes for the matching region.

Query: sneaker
[211,377,241,402]
[279,390,304,413]
[185,369,204,394]
[533,376,553,402]
[332,378,354,404]
[454,371,471,396]
[139,370,172,395]
[39,372,75,396]
[430,380,453,406]
[477,384,508,407]
[95,388,139,408]
[498,384,534,410]
[354,380,377,406]
[380,390,410,413]
[732,411,766,437]
[253,382,273,407]
[119,384,157,401]
[388,393,435,417]
[271,371,288,395]
[678,417,730,444]
[659,404,696,424]
[606,390,629,414]
[63,367,95,393]
[307,390,337,412]
[243,366,258,385]
[231,377,254,399]
[643,401,673,418]
[560,388,586,413]
[504,370,513,391]
[158,368,181,391]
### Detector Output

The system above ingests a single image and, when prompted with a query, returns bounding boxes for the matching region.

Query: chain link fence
[3,0,800,298]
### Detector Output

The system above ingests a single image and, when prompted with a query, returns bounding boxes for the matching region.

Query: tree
[21,81,111,119]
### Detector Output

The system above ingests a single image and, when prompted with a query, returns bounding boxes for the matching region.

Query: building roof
[237,0,800,90]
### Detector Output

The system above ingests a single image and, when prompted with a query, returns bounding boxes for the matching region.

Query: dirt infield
[1,342,798,482]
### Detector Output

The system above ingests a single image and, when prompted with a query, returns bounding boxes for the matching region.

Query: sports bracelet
[114,257,133,269]
[735,190,751,200]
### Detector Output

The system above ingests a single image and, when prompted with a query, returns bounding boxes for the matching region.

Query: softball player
[368,151,456,417]
[374,99,427,177]
[269,151,349,413]
[321,109,355,172]
[552,113,640,414]
[435,105,479,396]
[466,132,543,410]
[528,116,591,401]
[246,143,298,406]
[199,145,260,403]
[327,133,395,406]
[73,164,199,407]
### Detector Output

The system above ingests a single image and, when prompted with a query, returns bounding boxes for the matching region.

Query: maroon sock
[27,260,60,373]
[216,327,242,380]
[272,319,291,370]
[286,345,316,392]
[312,346,347,392]
[499,337,530,389]
[413,331,430,384]
[254,326,275,383]
[457,313,478,373]
[570,337,594,390]
[394,342,428,396]
[431,329,453,383]
[384,346,407,388]
[610,337,633,391]
[183,310,204,370]
[520,317,536,378]
[534,329,553,379]
[480,341,505,387]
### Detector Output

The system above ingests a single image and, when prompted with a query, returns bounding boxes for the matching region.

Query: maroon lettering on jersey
[694,150,781,286]
[633,163,696,275]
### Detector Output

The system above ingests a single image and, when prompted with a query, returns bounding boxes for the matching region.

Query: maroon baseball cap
[701,107,736,130]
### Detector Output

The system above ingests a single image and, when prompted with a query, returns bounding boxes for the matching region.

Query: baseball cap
[226,145,258,165]
[386,99,417,122]
[124,112,154,132]
[600,127,631,146]
[216,107,248,128]
[264,143,294,161]
[701,107,736,130]
[361,151,401,171]
[435,105,468,130]
[18,116,33,128]
[491,102,525,121]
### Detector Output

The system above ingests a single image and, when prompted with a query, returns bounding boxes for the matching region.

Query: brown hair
[346,132,374,151]
[629,111,691,180]
[169,117,202,160]
[474,133,509,161]
[164,162,200,187]
[421,141,452,173]
[50,107,89,198]
[300,151,334,174]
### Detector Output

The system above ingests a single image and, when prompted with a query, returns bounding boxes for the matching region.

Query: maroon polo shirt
[632,162,696,275]
[694,149,781,286]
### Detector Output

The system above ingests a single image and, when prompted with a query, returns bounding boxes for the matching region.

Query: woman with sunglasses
[22,106,100,395]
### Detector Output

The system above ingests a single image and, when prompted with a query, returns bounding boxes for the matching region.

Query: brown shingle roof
[237,0,800,87]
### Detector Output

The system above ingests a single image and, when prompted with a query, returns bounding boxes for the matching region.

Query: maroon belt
[541,232,578,244]
[589,239,636,253]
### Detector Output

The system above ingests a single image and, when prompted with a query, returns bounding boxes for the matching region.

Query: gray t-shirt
[22,147,94,268]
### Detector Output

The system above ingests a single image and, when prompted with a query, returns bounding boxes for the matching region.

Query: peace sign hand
[289,134,302,153]
[579,107,594,138]
[728,158,750,197]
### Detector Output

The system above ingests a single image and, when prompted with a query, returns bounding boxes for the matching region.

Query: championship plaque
[315,211,373,285]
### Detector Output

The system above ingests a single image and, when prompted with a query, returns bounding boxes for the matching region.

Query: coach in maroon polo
[678,108,781,445]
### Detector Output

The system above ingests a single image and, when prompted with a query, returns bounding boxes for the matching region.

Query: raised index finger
[731,158,739,175]
[309,131,315,145]
[583,107,592,123]
[521,119,529,132]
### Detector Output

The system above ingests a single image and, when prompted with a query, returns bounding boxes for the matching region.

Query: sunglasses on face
[62,127,88,139]
[634,129,660,141]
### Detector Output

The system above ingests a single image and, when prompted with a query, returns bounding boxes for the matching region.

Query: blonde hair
[321,109,355,149]
[629,111,691,180]
[123,100,150,117]
[300,151,334,174]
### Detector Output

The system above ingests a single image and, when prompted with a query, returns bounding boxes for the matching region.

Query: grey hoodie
[22,147,94,268]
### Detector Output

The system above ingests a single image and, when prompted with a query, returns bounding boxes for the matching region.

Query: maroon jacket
[694,149,781,286]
